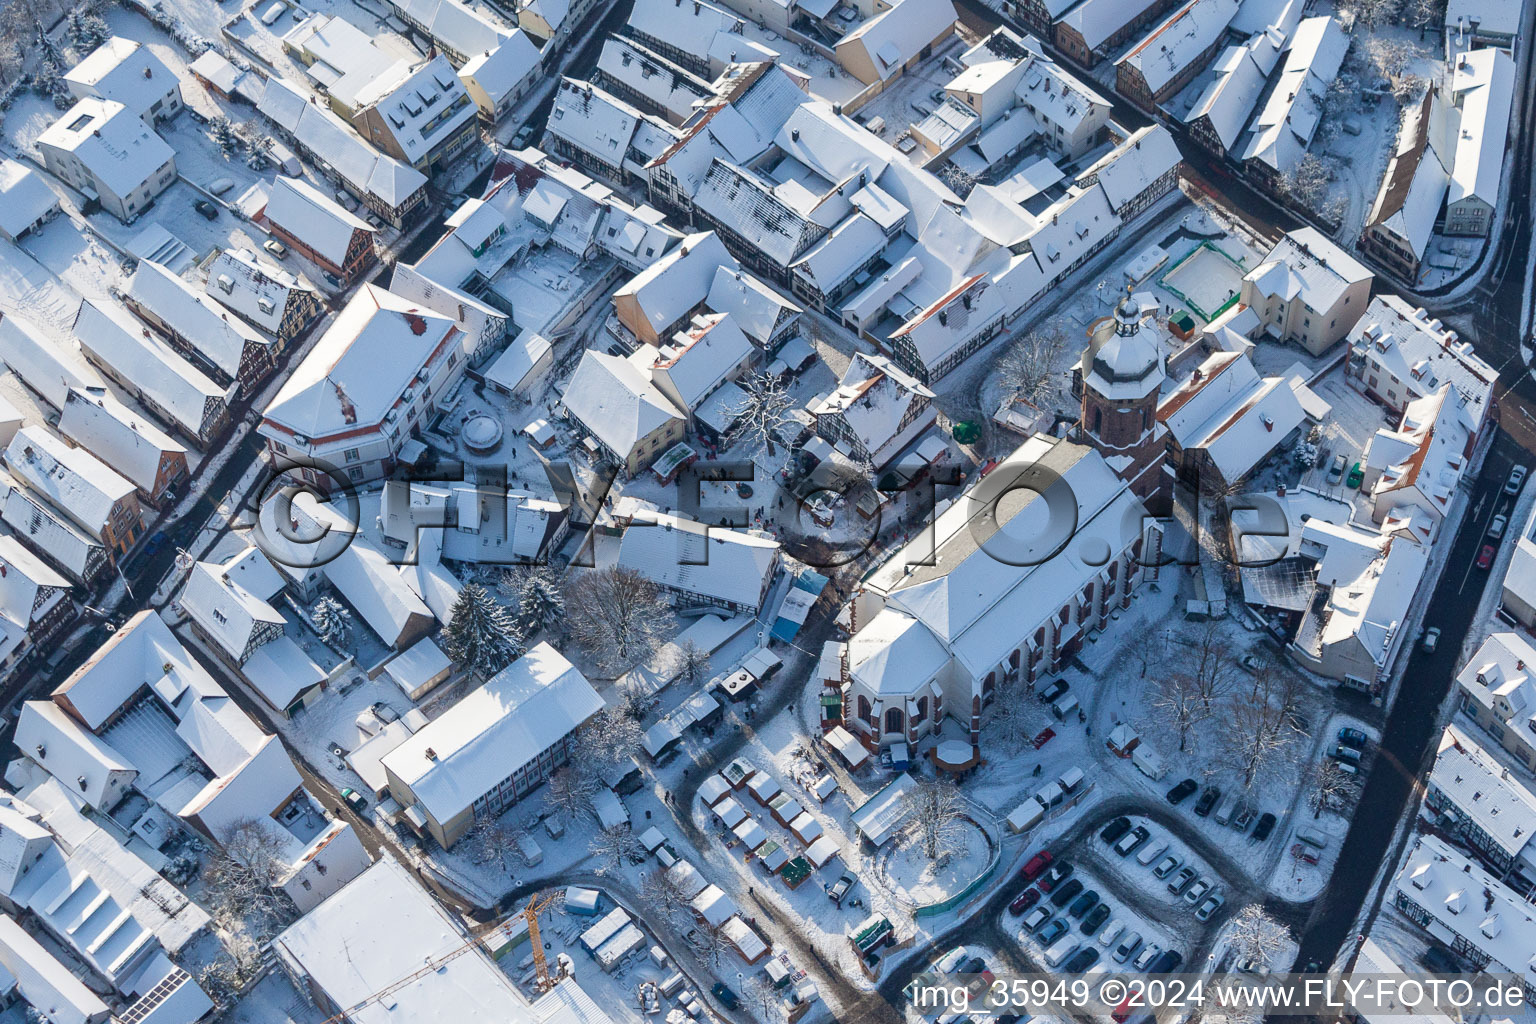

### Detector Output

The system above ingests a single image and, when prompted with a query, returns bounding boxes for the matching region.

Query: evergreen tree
[442,583,524,680]
[211,115,238,158]
[310,596,352,648]
[514,566,565,637]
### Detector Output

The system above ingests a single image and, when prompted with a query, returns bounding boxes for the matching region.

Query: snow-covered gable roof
[645,312,754,411]
[1061,0,1167,52]
[1229,0,1304,35]
[597,37,715,123]
[1157,351,1306,482]
[0,468,104,582]
[693,160,823,268]
[1184,30,1284,151]
[126,260,273,381]
[1447,46,1515,208]
[0,160,59,240]
[614,231,738,336]
[282,13,405,108]
[275,857,525,1024]
[72,300,233,440]
[394,0,512,56]
[1368,385,1474,517]
[1012,53,1110,134]
[562,349,685,457]
[58,387,184,497]
[0,310,105,410]
[706,266,801,345]
[1348,295,1495,416]
[1237,17,1347,174]
[322,538,434,648]
[206,247,315,337]
[547,78,645,167]
[262,285,459,440]
[181,561,285,663]
[37,97,173,202]
[1246,226,1371,311]
[264,177,375,269]
[4,426,134,541]
[14,701,134,810]
[383,644,603,826]
[460,30,540,105]
[839,0,957,82]
[353,56,477,166]
[1118,0,1237,96]
[1366,91,1451,260]
[0,536,67,633]
[627,0,742,59]
[1079,124,1181,214]
[0,910,111,1024]
[1430,722,1536,862]
[1318,534,1428,668]
[792,214,886,291]
[62,37,177,119]
[53,611,210,731]
[257,78,428,209]
[813,351,934,457]
[617,510,779,610]
[1445,0,1521,39]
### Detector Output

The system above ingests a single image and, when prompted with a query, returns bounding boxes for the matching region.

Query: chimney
[425,747,438,760]
[792,128,799,141]
[404,312,428,335]
[143,66,152,78]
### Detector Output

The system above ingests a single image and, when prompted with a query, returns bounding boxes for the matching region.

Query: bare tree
[1127,629,1166,680]
[938,163,977,198]
[1364,36,1426,101]
[1280,153,1332,211]
[1217,686,1301,791]
[679,638,712,687]
[614,680,659,721]
[564,567,676,675]
[638,868,692,923]
[1150,672,1208,753]
[198,932,264,1011]
[464,818,521,868]
[909,776,968,865]
[996,328,1067,412]
[1226,904,1294,968]
[989,676,1038,750]
[0,38,22,85]
[688,922,731,969]
[1340,0,1403,28]
[201,818,298,939]
[576,707,644,772]
[1183,620,1235,715]
[730,371,796,458]
[546,764,598,816]
[1306,760,1356,819]
[442,582,525,681]
[1404,0,1444,35]
[589,824,645,874]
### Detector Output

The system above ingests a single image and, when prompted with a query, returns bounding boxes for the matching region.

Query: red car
[1477,544,1496,569]
[1008,887,1041,915]
[1019,850,1053,883]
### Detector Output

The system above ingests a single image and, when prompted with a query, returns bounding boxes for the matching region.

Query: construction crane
[316,892,564,1024]
[524,890,562,992]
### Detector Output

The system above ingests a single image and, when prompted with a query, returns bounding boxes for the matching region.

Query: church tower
[1076,290,1169,513]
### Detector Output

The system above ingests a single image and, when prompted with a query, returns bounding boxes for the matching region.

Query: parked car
[933,947,969,974]
[1346,462,1364,489]
[1114,932,1143,963]
[208,177,234,195]
[1194,786,1222,817]
[1422,626,1441,654]
[1477,544,1496,570]
[1064,948,1099,973]
[1019,850,1053,883]
[1132,944,1163,972]
[1166,778,1198,804]
[1337,728,1368,748]
[1038,861,1073,892]
[1252,813,1277,842]
[1114,826,1150,857]
[1167,868,1196,895]
[1183,879,1212,905]
[1037,918,1068,945]
[1152,854,1181,878]
[1067,891,1099,919]
[1050,879,1084,908]
[1037,679,1069,704]
[1009,888,1041,915]
[339,788,367,813]
[1098,920,1124,948]
[1291,843,1320,865]
[828,873,856,905]
[263,238,289,258]
[1238,653,1264,674]
[1327,454,1346,484]
[1489,514,1508,541]
[1231,805,1255,833]
[1195,892,1224,921]
[711,984,740,1011]
[1080,904,1110,935]
[1021,906,1051,933]
[1100,817,1132,844]
[1332,745,1362,764]
[1505,465,1528,495]
[194,199,219,220]
[1149,950,1184,974]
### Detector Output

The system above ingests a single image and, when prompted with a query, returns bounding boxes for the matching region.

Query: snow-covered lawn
[878,819,992,908]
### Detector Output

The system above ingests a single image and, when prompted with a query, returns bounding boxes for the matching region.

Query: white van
[1136,841,1167,867]
[1051,693,1080,720]
[1043,938,1079,969]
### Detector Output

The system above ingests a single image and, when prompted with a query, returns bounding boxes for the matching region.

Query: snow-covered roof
[353,56,477,166]
[384,636,451,695]
[5,426,134,540]
[0,160,59,240]
[206,247,315,337]
[546,78,646,169]
[241,636,327,714]
[1459,632,1536,727]
[323,538,433,649]
[1184,31,1284,151]
[181,560,285,663]
[58,387,184,497]
[562,349,685,458]
[1317,534,1428,669]
[1012,52,1110,134]
[0,911,110,1024]
[262,285,459,441]
[1245,226,1371,313]
[626,0,741,61]
[383,644,603,827]
[394,0,512,56]
[14,701,134,810]
[1229,0,1304,35]
[275,857,526,1024]
[63,37,178,119]
[1060,0,1168,53]
[643,312,753,412]
[484,329,552,393]
[705,266,800,346]
[459,30,540,105]
[1117,0,1237,97]
[812,351,934,462]
[263,176,375,269]
[614,231,738,336]
[1078,124,1181,215]
[1445,0,1521,39]
[0,310,105,410]
[1366,91,1451,261]
[693,160,823,269]
[1157,351,1307,483]
[283,13,410,112]
[1366,385,1475,519]
[847,606,949,697]
[838,0,958,82]
[1429,723,1536,863]
[0,535,68,634]
[1347,294,1496,417]
[597,37,714,123]
[617,509,779,610]
[1237,17,1347,175]
[36,98,173,202]
[126,260,273,381]
[1392,834,1536,995]
[850,773,915,845]
[0,467,104,582]
[792,214,887,292]
[1446,47,1515,208]
[257,78,428,209]
[72,299,233,441]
